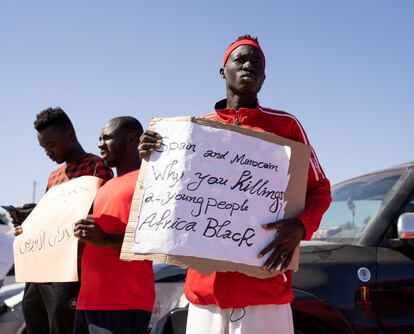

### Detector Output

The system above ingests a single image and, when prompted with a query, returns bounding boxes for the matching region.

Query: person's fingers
[138,142,160,151]
[140,132,161,144]
[258,239,276,259]
[75,222,95,232]
[75,218,93,226]
[138,130,162,160]
[74,223,85,232]
[263,248,292,272]
[263,246,284,270]
[280,250,293,271]
[261,221,283,230]
[263,251,279,270]
[15,226,23,236]
[138,147,153,156]
[258,227,283,257]
[140,130,162,140]
[76,227,91,240]
[74,219,85,226]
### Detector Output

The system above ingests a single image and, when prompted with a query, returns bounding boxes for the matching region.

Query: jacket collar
[214,99,261,124]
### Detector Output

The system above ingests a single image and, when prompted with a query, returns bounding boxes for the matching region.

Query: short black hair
[34,107,74,132]
[109,116,144,137]
[229,35,260,47]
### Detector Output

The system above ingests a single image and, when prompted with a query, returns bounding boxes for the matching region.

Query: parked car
[150,162,414,334]
[0,273,25,334]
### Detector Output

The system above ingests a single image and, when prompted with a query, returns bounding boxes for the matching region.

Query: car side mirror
[397,213,414,239]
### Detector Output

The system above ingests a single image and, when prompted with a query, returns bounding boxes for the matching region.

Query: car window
[313,172,402,244]
[401,193,414,214]
[383,192,414,241]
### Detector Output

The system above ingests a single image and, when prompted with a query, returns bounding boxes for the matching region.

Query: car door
[375,193,414,333]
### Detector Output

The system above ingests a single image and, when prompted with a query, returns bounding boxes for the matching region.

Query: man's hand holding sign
[74,215,124,248]
[259,218,305,272]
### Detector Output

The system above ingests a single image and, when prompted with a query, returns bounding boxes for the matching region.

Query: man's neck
[65,143,86,163]
[116,156,141,177]
[226,93,258,109]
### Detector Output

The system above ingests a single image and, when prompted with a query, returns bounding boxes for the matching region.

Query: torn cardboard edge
[120,116,310,279]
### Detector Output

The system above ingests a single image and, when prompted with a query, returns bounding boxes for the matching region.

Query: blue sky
[1,0,413,208]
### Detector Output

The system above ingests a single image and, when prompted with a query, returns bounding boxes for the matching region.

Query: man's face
[37,126,74,164]
[221,44,265,97]
[98,121,127,167]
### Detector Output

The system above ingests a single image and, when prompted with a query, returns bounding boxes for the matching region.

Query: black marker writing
[230,154,278,172]
[154,137,196,156]
[187,172,228,191]
[152,160,184,188]
[138,209,197,232]
[231,170,284,213]
[202,218,255,247]
[203,150,229,160]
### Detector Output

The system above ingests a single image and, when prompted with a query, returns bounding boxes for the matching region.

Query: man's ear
[220,67,225,79]
[66,128,76,142]
[127,132,140,146]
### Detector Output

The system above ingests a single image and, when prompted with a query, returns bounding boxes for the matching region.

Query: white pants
[185,303,294,334]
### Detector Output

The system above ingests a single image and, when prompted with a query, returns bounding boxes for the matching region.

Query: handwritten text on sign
[132,121,291,267]
[13,176,102,282]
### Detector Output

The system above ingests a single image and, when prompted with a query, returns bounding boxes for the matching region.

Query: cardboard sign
[13,176,102,282]
[121,117,310,278]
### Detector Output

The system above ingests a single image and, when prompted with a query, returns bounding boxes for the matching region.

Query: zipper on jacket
[234,109,240,125]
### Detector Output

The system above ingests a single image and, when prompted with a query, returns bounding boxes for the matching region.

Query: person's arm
[296,174,331,240]
[292,120,332,241]
[258,121,331,272]
[74,216,124,248]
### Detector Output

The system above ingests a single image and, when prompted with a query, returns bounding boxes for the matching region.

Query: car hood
[297,240,376,266]
[300,240,347,254]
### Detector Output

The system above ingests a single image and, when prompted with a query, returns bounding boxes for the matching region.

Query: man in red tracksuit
[139,35,331,333]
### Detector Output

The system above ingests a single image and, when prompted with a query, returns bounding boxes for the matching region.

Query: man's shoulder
[260,106,297,120]
[260,106,304,128]
[80,153,113,181]
[46,165,68,190]
[65,153,113,181]
[48,165,66,181]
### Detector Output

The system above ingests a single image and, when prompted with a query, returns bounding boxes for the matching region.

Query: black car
[292,161,414,333]
[150,162,414,334]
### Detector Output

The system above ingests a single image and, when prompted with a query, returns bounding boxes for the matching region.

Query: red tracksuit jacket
[184,99,332,308]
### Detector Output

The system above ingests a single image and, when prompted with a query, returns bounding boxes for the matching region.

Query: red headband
[222,38,265,67]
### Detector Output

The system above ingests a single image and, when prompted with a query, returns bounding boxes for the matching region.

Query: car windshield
[312,170,403,244]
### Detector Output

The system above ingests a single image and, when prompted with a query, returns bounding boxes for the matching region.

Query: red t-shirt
[76,169,155,311]
[184,100,332,308]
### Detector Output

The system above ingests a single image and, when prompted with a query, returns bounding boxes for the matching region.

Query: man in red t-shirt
[139,36,331,333]
[12,107,113,334]
[74,116,155,334]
